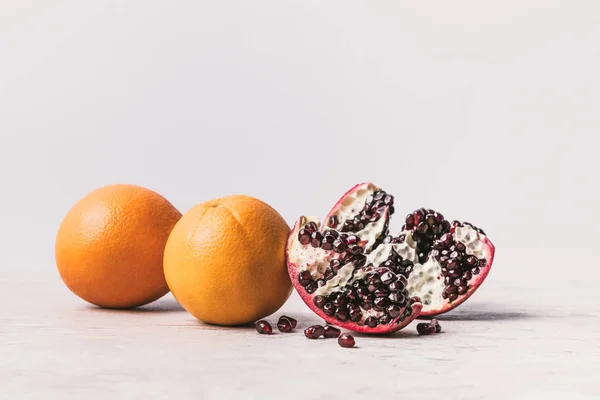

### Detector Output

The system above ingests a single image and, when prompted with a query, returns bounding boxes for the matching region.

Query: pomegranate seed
[430,319,442,333]
[277,318,292,333]
[310,232,323,248]
[255,320,272,334]
[417,323,436,335]
[328,215,339,228]
[281,316,297,328]
[304,280,317,294]
[313,295,326,309]
[338,334,355,348]
[323,325,341,338]
[323,303,335,316]
[333,239,347,253]
[298,228,311,245]
[304,325,325,339]
[298,270,312,286]
[387,304,401,318]
[277,316,296,333]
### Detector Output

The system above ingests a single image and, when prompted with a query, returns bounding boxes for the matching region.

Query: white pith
[407,258,445,310]
[455,225,487,259]
[407,225,489,312]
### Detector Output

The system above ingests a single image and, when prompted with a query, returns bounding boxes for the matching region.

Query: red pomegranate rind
[418,237,495,317]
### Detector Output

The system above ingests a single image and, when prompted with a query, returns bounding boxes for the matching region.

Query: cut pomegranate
[401,210,495,317]
[286,183,423,334]
[286,183,495,331]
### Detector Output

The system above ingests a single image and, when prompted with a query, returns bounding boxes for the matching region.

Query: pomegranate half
[286,183,422,334]
[285,183,496,332]
[400,208,495,317]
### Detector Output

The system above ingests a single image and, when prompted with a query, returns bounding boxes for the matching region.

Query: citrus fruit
[55,184,182,308]
[164,195,292,325]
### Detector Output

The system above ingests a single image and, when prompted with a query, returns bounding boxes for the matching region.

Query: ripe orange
[164,195,292,325]
[55,184,182,308]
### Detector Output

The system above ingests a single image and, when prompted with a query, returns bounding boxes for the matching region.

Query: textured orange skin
[164,195,292,326]
[55,184,182,309]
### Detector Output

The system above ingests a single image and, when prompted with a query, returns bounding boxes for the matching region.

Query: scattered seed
[430,319,442,333]
[304,325,325,339]
[416,323,436,335]
[255,320,272,334]
[338,334,356,348]
[323,325,341,338]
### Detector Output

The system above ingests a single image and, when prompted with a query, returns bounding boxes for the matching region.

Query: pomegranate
[286,183,423,334]
[286,183,496,332]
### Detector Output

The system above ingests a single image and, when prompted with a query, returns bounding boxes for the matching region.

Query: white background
[1,1,599,399]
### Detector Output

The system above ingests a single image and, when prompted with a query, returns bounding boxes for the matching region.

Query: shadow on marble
[433,307,536,321]
[85,298,186,313]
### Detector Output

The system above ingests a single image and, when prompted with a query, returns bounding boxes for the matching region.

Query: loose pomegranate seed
[255,320,272,334]
[323,325,341,338]
[430,319,442,333]
[277,316,296,333]
[416,323,436,335]
[277,318,292,332]
[338,334,355,348]
[304,325,325,339]
[280,315,297,329]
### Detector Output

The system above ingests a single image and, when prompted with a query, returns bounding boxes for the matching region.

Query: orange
[55,184,182,308]
[164,195,292,325]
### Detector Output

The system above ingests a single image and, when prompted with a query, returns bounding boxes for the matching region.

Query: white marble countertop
[1,270,598,400]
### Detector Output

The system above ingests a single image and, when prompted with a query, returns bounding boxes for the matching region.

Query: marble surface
[1,271,598,400]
